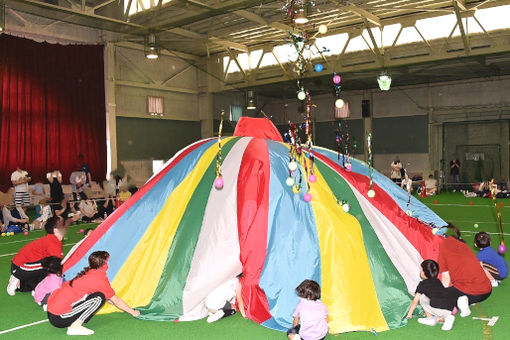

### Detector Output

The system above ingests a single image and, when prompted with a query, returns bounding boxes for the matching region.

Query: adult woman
[438,224,492,317]
[47,251,139,335]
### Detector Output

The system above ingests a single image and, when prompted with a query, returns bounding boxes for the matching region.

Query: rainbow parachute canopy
[64,117,446,334]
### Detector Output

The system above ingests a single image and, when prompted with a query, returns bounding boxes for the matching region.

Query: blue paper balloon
[314,63,323,72]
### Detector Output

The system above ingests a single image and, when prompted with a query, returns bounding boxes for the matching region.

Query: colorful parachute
[63,117,446,334]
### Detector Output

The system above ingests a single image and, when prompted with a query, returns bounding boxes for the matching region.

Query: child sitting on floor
[287,279,329,340]
[34,256,63,311]
[474,232,508,287]
[407,260,459,331]
[205,273,246,323]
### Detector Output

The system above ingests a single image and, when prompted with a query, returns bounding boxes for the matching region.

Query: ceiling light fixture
[294,8,309,24]
[246,91,257,110]
[377,72,392,91]
[145,33,159,59]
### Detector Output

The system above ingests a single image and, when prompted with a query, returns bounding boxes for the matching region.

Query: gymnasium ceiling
[3,0,510,96]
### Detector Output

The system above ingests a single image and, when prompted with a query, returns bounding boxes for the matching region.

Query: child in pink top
[287,280,329,340]
[34,256,63,311]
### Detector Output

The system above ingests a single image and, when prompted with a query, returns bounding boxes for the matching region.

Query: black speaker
[362,100,370,117]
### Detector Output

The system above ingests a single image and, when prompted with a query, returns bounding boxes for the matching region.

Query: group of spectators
[1,155,124,234]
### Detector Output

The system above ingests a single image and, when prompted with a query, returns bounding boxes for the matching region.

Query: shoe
[441,315,455,331]
[293,335,301,340]
[457,296,471,317]
[418,317,439,326]
[206,310,225,323]
[221,309,236,319]
[42,304,47,312]
[32,290,35,297]
[67,326,94,335]
[491,279,499,287]
[7,275,20,296]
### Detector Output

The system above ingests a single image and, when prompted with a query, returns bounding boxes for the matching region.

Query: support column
[106,42,118,173]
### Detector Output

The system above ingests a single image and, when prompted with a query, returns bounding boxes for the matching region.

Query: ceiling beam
[234,9,294,33]
[209,37,248,52]
[363,19,384,65]
[453,1,471,55]
[115,41,200,61]
[454,0,468,11]
[169,27,206,39]
[343,4,381,27]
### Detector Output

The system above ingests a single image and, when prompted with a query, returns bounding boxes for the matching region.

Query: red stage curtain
[0,34,106,191]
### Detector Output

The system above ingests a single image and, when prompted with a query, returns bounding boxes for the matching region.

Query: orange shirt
[438,237,491,295]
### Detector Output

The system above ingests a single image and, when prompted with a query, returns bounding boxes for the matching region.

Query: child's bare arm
[293,316,299,327]
[406,293,421,318]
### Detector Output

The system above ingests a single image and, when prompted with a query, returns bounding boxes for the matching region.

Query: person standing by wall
[450,157,461,192]
[11,166,31,207]
[390,157,403,185]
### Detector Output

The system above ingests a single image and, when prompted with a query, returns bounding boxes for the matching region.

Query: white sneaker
[67,326,94,335]
[441,315,455,331]
[7,275,20,296]
[42,304,47,312]
[491,279,499,287]
[206,310,225,323]
[457,296,471,317]
[418,317,439,326]
[293,335,302,340]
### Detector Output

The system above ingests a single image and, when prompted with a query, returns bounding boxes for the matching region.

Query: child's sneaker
[457,296,471,317]
[441,315,455,331]
[67,326,94,335]
[7,275,20,296]
[418,317,439,326]
[206,310,225,323]
[42,304,47,312]
[491,279,499,287]
[292,335,301,340]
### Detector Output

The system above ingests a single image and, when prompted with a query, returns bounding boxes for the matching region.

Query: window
[230,104,243,122]
[148,96,164,117]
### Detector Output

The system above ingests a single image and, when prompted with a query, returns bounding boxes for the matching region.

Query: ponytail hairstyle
[70,251,109,287]
[446,223,465,243]
[41,256,63,276]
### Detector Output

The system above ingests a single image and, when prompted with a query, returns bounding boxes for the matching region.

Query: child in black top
[407,260,460,331]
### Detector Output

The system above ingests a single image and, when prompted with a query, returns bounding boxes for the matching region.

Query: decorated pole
[490,179,506,254]
[214,110,224,189]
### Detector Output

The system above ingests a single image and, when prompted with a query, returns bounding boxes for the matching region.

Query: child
[205,273,245,323]
[474,232,508,287]
[287,279,328,340]
[34,256,63,311]
[32,199,53,230]
[407,260,458,331]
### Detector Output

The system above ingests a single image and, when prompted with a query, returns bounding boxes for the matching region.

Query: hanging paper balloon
[367,189,375,198]
[214,177,224,189]
[297,90,306,100]
[406,210,413,217]
[333,74,341,84]
[335,99,345,108]
[498,243,506,254]
[432,228,439,235]
[286,177,295,187]
[293,185,301,194]
[288,161,298,171]
[314,63,324,72]
[304,192,312,202]
[342,203,350,213]
[318,24,328,34]
[309,174,317,183]
[345,163,352,172]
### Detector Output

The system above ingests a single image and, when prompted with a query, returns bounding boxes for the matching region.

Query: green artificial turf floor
[1,192,508,339]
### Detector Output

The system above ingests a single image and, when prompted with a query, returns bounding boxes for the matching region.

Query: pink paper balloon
[304,193,312,202]
[214,177,224,189]
[309,174,317,183]
[333,74,341,84]
[345,163,352,172]
[24,231,29,236]
[498,244,506,254]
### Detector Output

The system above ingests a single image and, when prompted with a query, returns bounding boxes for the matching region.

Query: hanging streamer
[214,111,224,189]
[367,133,375,198]
[490,179,506,254]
